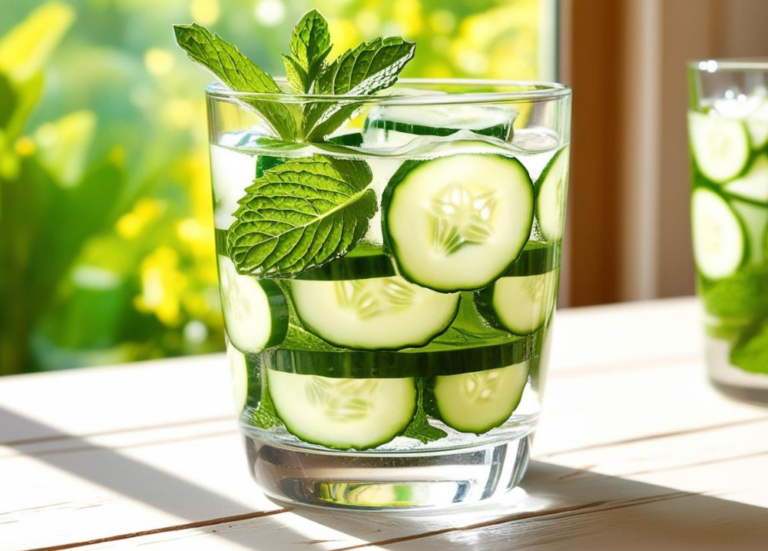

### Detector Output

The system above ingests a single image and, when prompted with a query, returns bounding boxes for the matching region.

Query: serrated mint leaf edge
[304,37,416,140]
[282,54,309,95]
[226,155,377,277]
[288,10,332,93]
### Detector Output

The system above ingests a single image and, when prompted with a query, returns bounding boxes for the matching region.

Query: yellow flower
[190,0,220,26]
[14,137,35,156]
[327,19,359,58]
[135,247,188,327]
[393,0,423,36]
[144,48,174,77]
[116,198,163,240]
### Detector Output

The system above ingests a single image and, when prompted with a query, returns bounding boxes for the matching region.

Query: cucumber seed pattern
[306,377,379,422]
[429,183,496,256]
[520,273,549,301]
[334,277,416,320]
[463,370,502,403]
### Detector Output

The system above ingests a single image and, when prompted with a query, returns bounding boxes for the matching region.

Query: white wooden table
[2,297,768,551]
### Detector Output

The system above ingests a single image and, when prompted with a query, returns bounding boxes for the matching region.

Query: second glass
[207,79,572,509]
[689,60,768,403]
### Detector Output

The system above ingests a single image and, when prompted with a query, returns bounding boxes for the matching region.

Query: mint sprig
[251,376,282,429]
[227,155,377,276]
[303,37,416,141]
[283,10,332,94]
[174,23,301,140]
[173,10,415,141]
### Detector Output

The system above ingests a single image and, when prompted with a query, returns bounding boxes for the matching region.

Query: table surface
[2,297,768,551]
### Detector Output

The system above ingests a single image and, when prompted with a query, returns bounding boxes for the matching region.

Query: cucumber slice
[500,242,561,277]
[218,255,288,353]
[382,152,535,292]
[227,346,248,413]
[691,188,746,279]
[475,270,558,335]
[433,361,529,434]
[364,104,516,148]
[535,146,569,242]
[294,243,395,280]
[263,329,543,379]
[723,155,768,204]
[290,275,459,350]
[688,112,750,183]
[746,101,768,149]
[210,145,256,229]
[731,199,768,265]
[268,370,416,450]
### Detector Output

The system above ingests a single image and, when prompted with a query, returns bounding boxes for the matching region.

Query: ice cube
[363,101,517,149]
[210,144,257,229]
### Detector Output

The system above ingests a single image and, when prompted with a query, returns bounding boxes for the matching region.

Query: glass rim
[205,78,571,104]
[688,58,768,72]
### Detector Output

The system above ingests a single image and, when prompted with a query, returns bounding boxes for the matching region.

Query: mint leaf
[282,54,309,95]
[303,37,416,141]
[251,378,282,429]
[284,10,332,93]
[173,23,300,140]
[403,379,447,444]
[227,154,377,276]
[729,318,768,374]
[699,267,768,319]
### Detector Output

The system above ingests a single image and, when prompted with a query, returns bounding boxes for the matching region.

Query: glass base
[710,380,768,405]
[705,336,768,405]
[244,434,532,511]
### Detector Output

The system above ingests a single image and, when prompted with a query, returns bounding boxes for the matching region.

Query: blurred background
[0,0,555,376]
[4,0,768,377]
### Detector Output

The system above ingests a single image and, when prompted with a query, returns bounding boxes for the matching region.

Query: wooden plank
[0,355,233,444]
[550,297,702,372]
[59,456,768,551]
[0,430,280,551]
[535,358,768,456]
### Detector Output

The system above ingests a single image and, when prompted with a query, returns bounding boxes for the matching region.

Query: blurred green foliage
[0,0,544,376]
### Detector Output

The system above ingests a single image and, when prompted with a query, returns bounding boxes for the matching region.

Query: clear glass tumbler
[206,79,572,509]
[689,60,768,403]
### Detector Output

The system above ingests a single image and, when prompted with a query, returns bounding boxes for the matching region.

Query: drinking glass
[689,60,768,403]
[206,79,572,509]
